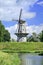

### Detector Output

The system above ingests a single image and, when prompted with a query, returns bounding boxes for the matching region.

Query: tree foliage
[0,21,10,42]
[38,30,43,42]
[3,30,10,42]
[27,31,43,42]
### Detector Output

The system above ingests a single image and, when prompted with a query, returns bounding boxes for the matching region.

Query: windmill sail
[18,9,22,33]
[19,9,22,23]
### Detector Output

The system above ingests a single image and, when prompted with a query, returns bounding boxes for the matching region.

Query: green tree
[27,32,40,42]
[11,38,16,42]
[3,30,10,42]
[0,21,10,42]
[38,30,43,42]
[0,21,5,42]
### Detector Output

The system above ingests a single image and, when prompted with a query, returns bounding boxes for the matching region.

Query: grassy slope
[0,42,43,53]
[0,42,43,65]
[0,51,20,65]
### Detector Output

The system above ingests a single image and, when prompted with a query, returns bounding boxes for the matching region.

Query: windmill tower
[15,9,28,42]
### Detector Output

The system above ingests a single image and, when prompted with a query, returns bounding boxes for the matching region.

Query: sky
[0,0,43,40]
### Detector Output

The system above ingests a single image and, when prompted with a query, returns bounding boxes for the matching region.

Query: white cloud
[6,24,17,40]
[6,24,43,40]
[26,24,43,34]
[37,1,43,6]
[0,0,38,20]
[22,11,36,20]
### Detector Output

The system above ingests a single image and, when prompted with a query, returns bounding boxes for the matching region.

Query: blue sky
[0,0,43,39]
[1,0,43,27]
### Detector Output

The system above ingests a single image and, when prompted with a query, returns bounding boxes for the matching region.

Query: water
[20,53,43,65]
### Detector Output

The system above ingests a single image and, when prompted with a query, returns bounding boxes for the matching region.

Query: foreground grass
[0,42,43,53]
[0,42,43,65]
[0,51,20,65]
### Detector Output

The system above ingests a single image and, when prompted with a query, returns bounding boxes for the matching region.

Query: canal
[20,53,43,65]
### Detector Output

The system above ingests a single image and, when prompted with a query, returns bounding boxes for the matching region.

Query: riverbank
[0,42,43,65]
[0,42,43,54]
[0,51,20,65]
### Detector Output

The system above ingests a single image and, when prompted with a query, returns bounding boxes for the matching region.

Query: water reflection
[20,53,43,65]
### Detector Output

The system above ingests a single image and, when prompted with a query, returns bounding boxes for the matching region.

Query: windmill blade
[19,9,22,22]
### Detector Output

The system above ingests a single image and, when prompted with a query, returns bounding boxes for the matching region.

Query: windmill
[13,9,28,42]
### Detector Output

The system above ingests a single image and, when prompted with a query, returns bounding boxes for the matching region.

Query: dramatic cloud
[37,1,43,6]
[6,24,43,40]
[0,0,38,20]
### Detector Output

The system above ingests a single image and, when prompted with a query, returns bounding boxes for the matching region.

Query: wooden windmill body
[15,9,28,42]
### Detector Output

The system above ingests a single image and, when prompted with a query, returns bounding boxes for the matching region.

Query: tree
[11,38,16,42]
[3,30,10,42]
[0,21,10,42]
[0,21,5,42]
[38,30,43,42]
[27,32,40,42]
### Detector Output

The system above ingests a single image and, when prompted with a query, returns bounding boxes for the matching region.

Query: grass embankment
[0,42,43,65]
[0,51,20,65]
[0,42,43,53]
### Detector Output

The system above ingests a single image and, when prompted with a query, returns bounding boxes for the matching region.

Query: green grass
[0,42,43,53]
[0,42,43,65]
[0,51,20,65]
